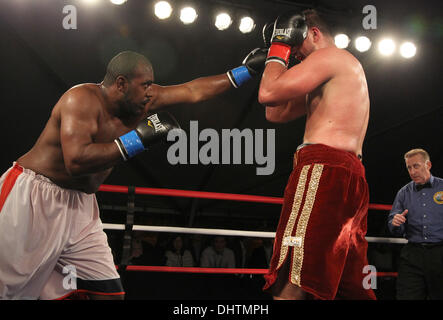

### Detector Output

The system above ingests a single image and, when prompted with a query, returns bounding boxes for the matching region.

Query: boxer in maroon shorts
[258,9,376,300]
[263,144,375,299]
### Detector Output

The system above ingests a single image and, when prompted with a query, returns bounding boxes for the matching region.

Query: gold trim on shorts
[277,165,310,269]
[276,164,324,286]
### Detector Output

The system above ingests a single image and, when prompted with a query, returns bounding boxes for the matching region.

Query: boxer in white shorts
[0,50,265,299]
[0,164,123,299]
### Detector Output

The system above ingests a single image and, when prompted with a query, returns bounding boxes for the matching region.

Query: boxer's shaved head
[103,51,153,86]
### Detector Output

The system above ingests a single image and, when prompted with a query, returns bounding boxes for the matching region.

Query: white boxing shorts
[0,163,124,299]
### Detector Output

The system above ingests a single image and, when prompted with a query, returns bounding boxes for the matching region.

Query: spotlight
[180,7,198,24]
[399,41,417,58]
[378,38,396,56]
[334,34,350,49]
[239,16,255,33]
[154,1,172,20]
[81,0,100,5]
[215,13,232,30]
[354,36,372,52]
[110,0,127,4]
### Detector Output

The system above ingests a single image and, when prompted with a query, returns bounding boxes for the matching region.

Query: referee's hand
[392,209,408,227]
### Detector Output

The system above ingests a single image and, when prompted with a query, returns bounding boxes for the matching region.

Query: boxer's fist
[271,12,307,48]
[135,112,180,146]
[392,209,408,227]
[227,48,267,88]
[266,12,307,66]
[243,48,268,76]
[115,112,180,160]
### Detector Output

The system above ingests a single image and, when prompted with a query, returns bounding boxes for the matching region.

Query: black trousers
[396,242,443,300]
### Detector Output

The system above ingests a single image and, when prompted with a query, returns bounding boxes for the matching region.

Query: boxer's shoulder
[57,84,102,116]
[314,47,364,79]
[309,47,358,65]
[64,83,101,101]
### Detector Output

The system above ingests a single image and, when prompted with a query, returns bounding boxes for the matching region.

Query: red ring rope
[115,265,397,277]
[99,184,392,210]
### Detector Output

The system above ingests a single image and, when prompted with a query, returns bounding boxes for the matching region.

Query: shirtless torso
[260,47,369,158]
[17,84,132,193]
[17,67,231,194]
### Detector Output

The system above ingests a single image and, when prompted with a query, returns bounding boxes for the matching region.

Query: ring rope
[114,265,398,277]
[98,184,392,210]
[102,223,407,244]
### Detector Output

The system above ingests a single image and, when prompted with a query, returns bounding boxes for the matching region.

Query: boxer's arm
[265,94,307,123]
[149,74,232,111]
[60,91,122,176]
[149,48,267,111]
[259,47,336,106]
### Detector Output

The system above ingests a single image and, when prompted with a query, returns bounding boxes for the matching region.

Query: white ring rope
[102,223,407,244]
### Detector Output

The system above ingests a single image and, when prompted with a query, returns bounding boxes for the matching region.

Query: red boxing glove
[266,43,292,67]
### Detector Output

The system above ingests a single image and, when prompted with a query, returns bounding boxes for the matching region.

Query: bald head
[103,51,153,87]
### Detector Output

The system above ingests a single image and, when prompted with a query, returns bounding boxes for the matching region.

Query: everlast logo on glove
[274,28,293,40]
[266,13,308,67]
[116,111,180,160]
[147,114,167,133]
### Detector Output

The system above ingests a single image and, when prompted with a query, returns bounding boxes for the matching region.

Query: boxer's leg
[39,193,124,300]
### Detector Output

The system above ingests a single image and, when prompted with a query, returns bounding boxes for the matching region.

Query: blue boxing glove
[227,48,268,88]
[115,111,180,161]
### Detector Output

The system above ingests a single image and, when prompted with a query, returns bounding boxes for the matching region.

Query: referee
[388,148,443,300]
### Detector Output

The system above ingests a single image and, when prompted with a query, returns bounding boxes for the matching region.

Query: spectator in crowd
[248,238,274,270]
[200,236,236,268]
[164,235,194,267]
[129,232,166,266]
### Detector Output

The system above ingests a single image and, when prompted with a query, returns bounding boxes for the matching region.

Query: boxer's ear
[311,27,321,42]
[116,75,129,92]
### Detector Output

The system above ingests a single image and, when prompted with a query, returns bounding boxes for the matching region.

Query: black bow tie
[416,182,432,191]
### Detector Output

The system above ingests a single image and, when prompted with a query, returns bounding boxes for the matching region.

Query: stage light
[215,13,232,30]
[355,36,372,52]
[110,0,127,4]
[399,41,417,58]
[154,1,172,20]
[180,7,198,24]
[81,0,100,5]
[334,34,350,49]
[239,16,255,33]
[378,38,396,56]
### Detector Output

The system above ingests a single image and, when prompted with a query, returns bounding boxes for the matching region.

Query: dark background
[0,0,442,300]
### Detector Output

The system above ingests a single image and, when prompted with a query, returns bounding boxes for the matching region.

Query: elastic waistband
[12,162,82,194]
[297,143,362,159]
[12,163,24,173]
[13,162,54,185]
[294,144,365,176]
